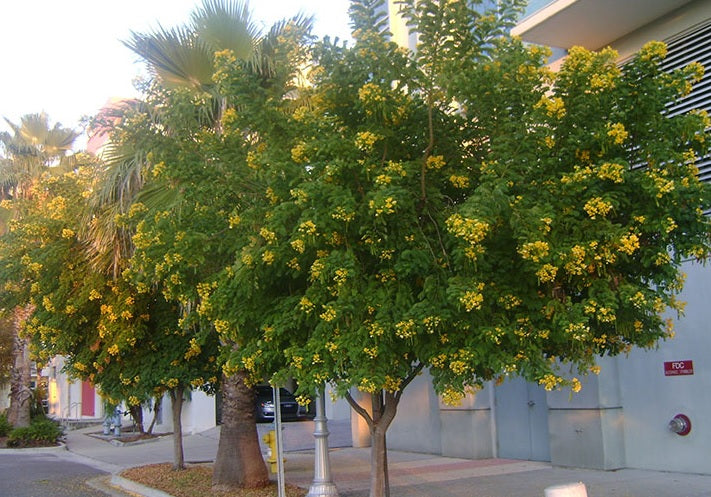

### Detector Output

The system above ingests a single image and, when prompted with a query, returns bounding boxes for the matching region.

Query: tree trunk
[7,306,33,428]
[212,370,269,489]
[146,396,162,435]
[345,365,423,497]
[169,385,185,470]
[129,404,145,434]
[346,390,400,497]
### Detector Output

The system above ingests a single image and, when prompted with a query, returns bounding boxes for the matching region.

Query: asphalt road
[0,452,110,497]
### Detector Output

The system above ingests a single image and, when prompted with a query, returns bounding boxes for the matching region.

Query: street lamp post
[306,385,339,497]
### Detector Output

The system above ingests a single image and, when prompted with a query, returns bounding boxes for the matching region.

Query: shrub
[6,418,63,447]
[0,412,11,437]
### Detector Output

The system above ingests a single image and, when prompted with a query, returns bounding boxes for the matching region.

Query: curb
[0,442,67,454]
[110,474,177,497]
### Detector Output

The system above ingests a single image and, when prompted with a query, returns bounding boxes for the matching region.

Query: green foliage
[6,417,63,447]
[199,0,711,408]
[0,412,12,437]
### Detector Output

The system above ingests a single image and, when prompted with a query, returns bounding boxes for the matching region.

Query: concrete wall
[440,383,494,459]
[159,390,217,435]
[388,373,443,455]
[618,261,711,474]
[546,357,625,470]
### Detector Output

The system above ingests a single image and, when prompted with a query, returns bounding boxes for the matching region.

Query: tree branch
[345,390,373,429]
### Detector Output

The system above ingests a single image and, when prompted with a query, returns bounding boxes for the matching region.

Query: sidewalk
[58,421,711,497]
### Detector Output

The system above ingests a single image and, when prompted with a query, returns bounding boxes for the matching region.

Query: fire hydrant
[262,430,279,473]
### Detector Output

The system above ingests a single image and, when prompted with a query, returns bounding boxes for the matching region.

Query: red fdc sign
[664,360,694,376]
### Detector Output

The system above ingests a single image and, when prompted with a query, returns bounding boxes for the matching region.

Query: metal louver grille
[661,19,711,183]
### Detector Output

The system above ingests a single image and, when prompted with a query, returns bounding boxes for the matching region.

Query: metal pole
[307,385,339,497]
[274,386,286,497]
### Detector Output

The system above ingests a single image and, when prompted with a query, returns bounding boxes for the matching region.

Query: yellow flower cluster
[655,252,671,266]
[583,197,613,219]
[290,238,305,254]
[446,214,489,245]
[383,376,401,393]
[42,296,54,312]
[449,175,470,189]
[376,269,397,282]
[536,264,558,283]
[426,155,446,170]
[395,319,416,339]
[651,174,675,198]
[440,387,465,406]
[310,259,325,281]
[334,268,349,286]
[299,220,317,235]
[47,196,67,220]
[299,296,315,314]
[460,284,485,312]
[363,346,378,359]
[563,245,587,275]
[211,319,229,335]
[518,240,549,262]
[422,316,441,333]
[290,188,309,205]
[331,206,355,222]
[597,162,625,183]
[560,165,592,184]
[498,295,522,310]
[375,174,392,185]
[358,82,386,104]
[320,305,337,322]
[184,338,202,360]
[265,187,279,205]
[61,228,75,239]
[262,250,275,265]
[618,233,640,255]
[291,142,309,163]
[538,374,560,391]
[606,122,628,145]
[639,40,667,62]
[260,227,277,244]
[536,96,566,118]
[354,130,381,151]
[369,197,397,216]
[566,322,590,341]
[359,377,378,394]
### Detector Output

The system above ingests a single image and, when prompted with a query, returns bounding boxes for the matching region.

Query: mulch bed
[121,463,307,497]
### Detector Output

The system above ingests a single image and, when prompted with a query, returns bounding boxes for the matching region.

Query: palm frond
[248,13,314,78]
[124,25,216,92]
[191,0,259,60]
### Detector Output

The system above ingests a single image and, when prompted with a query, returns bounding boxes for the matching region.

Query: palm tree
[0,113,79,428]
[120,0,312,486]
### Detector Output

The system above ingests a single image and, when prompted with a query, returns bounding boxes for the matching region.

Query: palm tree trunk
[169,385,185,470]
[212,370,269,489]
[7,306,33,428]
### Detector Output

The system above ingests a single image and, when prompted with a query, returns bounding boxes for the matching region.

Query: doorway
[494,377,550,461]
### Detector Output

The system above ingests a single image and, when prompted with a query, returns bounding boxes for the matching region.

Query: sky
[0,0,352,141]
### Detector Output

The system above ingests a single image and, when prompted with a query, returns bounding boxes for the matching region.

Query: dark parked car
[255,386,301,422]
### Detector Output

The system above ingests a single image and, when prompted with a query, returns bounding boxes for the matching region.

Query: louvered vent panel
[662,20,711,183]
